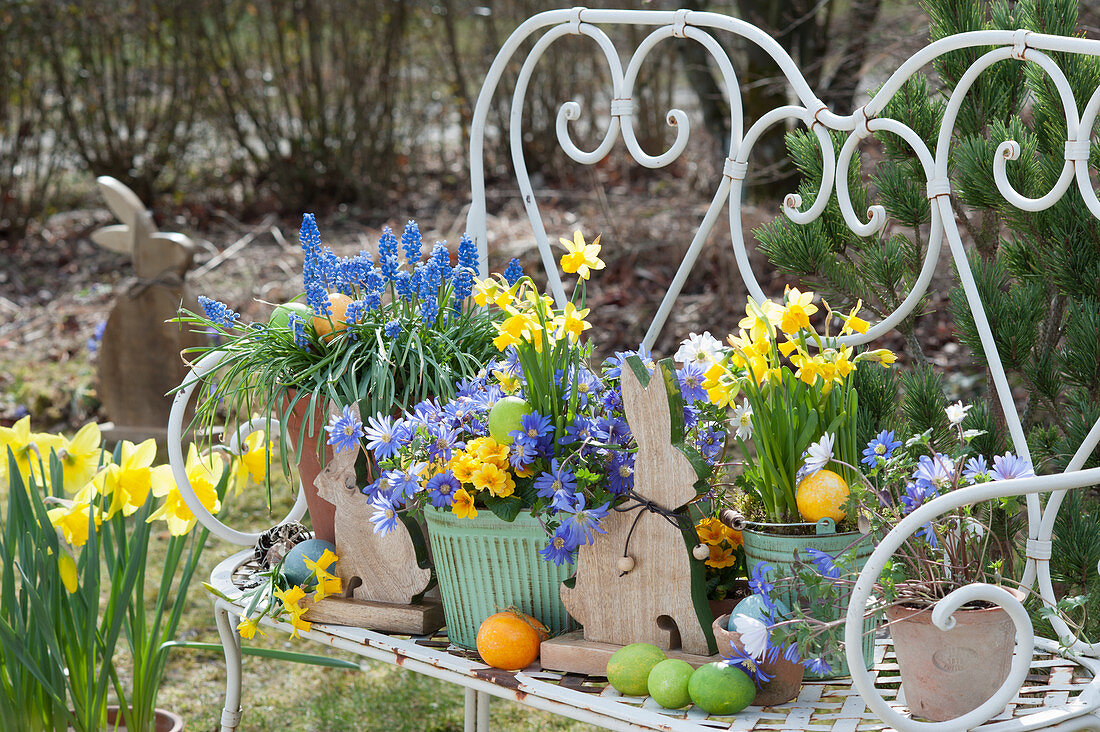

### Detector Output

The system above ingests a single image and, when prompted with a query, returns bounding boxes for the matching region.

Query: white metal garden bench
[168,8,1100,732]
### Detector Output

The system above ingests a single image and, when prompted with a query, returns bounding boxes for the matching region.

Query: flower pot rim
[885,586,1027,623]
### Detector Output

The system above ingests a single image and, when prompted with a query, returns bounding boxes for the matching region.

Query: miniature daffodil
[559,231,605,280]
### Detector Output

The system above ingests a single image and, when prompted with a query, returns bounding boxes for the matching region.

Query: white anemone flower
[945,401,972,426]
[731,614,770,660]
[801,432,835,477]
[731,400,754,440]
[673,331,724,366]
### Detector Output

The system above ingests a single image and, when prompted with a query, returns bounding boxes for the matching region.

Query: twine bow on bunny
[559,356,717,655]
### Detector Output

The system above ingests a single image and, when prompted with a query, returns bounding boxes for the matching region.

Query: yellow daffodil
[778,338,799,358]
[47,499,102,548]
[737,297,782,342]
[304,548,338,577]
[779,287,818,335]
[556,302,591,343]
[473,277,514,308]
[834,347,855,380]
[230,430,268,496]
[861,348,897,366]
[842,300,871,335]
[559,231,605,280]
[452,488,477,519]
[705,543,737,568]
[147,445,222,535]
[273,585,311,638]
[237,615,266,640]
[94,438,172,519]
[54,422,106,493]
[492,312,541,351]
[703,362,738,408]
[493,369,521,394]
[0,416,61,487]
[58,550,79,594]
[305,549,343,602]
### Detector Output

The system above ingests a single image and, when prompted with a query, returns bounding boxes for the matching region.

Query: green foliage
[757,0,1100,479]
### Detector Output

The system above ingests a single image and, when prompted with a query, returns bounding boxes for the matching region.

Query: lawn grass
[146,469,601,731]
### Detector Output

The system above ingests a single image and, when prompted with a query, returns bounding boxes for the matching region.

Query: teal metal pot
[742,518,877,679]
[423,506,575,649]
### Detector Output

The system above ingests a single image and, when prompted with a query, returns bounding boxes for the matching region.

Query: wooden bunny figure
[560,357,716,655]
[91,176,206,437]
[313,406,432,606]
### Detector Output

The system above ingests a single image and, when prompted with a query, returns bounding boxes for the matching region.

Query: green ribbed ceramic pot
[423,506,575,649]
[742,518,877,679]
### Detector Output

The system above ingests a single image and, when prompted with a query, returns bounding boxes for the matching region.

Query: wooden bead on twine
[692,543,710,561]
[617,556,635,573]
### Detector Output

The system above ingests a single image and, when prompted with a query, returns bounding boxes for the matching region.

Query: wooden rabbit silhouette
[313,407,432,606]
[560,357,716,655]
[91,176,206,435]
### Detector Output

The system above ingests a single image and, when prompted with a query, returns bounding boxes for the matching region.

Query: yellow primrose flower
[559,231,605,280]
[694,517,726,546]
[779,287,818,335]
[48,499,103,548]
[237,615,266,639]
[448,452,478,484]
[470,437,509,467]
[705,543,737,568]
[842,300,871,335]
[471,462,515,498]
[723,525,744,548]
[452,488,478,519]
[54,422,106,493]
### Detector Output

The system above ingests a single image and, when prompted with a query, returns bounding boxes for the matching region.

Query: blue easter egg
[728,594,790,631]
[281,539,337,586]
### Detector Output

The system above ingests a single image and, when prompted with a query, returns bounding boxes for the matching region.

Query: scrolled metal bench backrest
[464,8,1100,729]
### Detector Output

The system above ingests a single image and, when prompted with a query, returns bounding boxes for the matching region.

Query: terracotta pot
[886,592,1021,722]
[105,706,184,732]
[283,393,336,544]
[712,613,804,706]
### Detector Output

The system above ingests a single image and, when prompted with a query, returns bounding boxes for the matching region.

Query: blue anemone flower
[861,429,902,467]
[368,494,401,536]
[323,405,364,454]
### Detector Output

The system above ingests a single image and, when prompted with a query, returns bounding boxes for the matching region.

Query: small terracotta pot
[283,393,336,544]
[712,614,804,706]
[105,706,184,732]
[886,593,1021,722]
